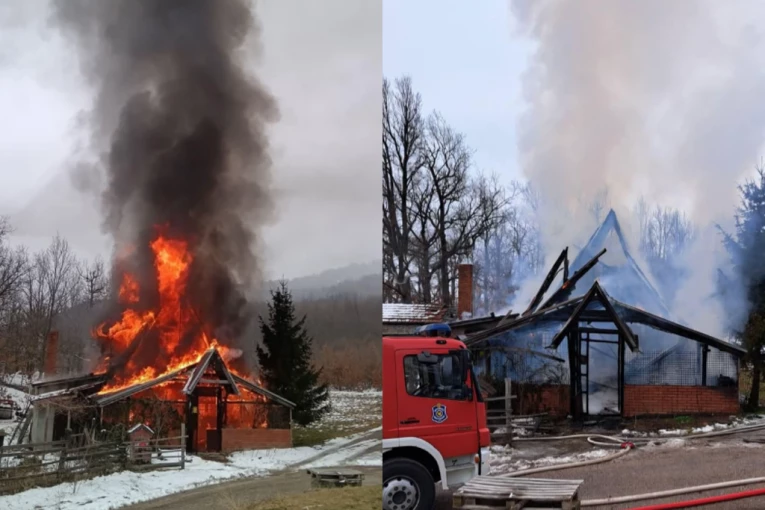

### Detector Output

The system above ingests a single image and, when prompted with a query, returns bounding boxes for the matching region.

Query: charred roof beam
[548,281,639,352]
[519,247,569,319]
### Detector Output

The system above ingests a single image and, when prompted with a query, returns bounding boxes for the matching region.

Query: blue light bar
[415,323,451,337]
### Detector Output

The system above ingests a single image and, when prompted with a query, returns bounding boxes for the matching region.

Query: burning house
[24,231,296,452]
[28,347,294,453]
[468,210,745,419]
[19,1,296,452]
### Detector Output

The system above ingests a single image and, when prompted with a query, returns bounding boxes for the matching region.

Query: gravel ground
[437,432,765,509]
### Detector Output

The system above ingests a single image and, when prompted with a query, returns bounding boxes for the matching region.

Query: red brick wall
[623,385,739,417]
[221,428,292,451]
[44,331,59,375]
[516,384,570,417]
[457,264,473,318]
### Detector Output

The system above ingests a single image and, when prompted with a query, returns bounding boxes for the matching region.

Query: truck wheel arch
[383,437,448,490]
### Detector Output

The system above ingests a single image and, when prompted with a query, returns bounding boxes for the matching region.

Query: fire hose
[584,480,765,508]
[500,421,765,504]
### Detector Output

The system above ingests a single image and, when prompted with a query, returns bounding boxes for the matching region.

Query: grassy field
[245,486,379,510]
[293,390,381,447]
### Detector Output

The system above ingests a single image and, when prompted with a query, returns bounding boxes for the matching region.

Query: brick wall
[623,385,739,417]
[221,428,292,451]
[516,384,570,417]
[457,264,473,319]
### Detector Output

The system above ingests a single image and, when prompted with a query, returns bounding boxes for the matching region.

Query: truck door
[395,348,480,460]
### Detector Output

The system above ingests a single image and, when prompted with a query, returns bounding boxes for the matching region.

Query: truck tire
[383,458,436,510]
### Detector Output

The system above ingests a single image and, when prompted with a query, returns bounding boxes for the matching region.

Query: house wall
[623,385,739,417]
[221,428,292,451]
[515,384,570,417]
[30,404,55,444]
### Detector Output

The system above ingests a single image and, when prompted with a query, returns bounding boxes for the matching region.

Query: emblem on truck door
[431,403,448,423]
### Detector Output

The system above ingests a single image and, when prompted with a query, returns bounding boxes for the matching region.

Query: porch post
[567,330,579,420]
[701,346,709,386]
[618,334,625,414]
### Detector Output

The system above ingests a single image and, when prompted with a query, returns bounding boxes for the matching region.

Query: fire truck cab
[382,324,490,510]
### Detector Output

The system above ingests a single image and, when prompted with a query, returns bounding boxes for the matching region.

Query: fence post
[57,442,68,481]
[180,423,186,470]
[504,377,513,444]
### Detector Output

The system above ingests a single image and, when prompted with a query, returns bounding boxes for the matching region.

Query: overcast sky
[0,0,380,280]
[383,0,531,185]
[384,0,765,232]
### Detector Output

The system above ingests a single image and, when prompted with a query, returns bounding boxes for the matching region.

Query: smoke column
[52,0,278,361]
[511,0,765,334]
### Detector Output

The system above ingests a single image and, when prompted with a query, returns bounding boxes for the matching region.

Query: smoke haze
[511,0,765,334]
[52,0,277,353]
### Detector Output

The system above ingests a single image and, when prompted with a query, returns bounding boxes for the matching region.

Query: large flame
[95,230,223,394]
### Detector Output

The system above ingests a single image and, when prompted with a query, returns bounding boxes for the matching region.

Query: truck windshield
[404,352,470,401]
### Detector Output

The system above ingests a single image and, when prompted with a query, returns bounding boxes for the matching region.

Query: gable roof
[565,209,670,316]
[548,281,638,351]
[231,374,296,408]
[183,348,240,396]
[466,281,745,357]
[127,423,154,435]
[89,348,292,407]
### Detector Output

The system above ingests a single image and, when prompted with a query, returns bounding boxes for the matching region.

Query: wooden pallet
[453,476,583,509]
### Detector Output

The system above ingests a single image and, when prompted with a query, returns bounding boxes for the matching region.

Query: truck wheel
[383,458,436,510]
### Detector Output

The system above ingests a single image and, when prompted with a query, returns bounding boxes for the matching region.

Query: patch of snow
[488,444,610,475]
[658,429,688,437]
[3,429,378,510]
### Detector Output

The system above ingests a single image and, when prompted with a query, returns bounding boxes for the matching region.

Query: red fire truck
[382,324,491,510]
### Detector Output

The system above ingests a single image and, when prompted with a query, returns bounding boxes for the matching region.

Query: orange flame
[95,229,222,394]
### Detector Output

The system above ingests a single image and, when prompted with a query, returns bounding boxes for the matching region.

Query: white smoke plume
[510,0,765,335]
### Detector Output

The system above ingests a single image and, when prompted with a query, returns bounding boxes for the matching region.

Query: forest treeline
[0,217,380,390]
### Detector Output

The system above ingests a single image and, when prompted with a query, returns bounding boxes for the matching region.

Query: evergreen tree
[256,281,330,426]
[722,167,765,410]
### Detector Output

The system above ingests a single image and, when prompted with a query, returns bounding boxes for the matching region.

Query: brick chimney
[457,264,473,319]
[44,331,59,375]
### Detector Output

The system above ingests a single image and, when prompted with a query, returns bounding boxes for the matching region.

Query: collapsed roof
[559,209,670,316]
[467,211,745,358]
[32,348,295,409]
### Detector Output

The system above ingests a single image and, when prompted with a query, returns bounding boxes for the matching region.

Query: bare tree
[633,198,695,299]
[80,256,108,307]
[473,204,531,314]
[20,235,81,371]
[382,76,424,303]
[0,218,28,318]
[408,171,438,303]
[588,187,610,225]
[422,114,508,306]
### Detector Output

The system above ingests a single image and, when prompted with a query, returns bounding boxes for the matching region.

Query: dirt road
[124,465,381,510]
[122,429,382,510]
[437,435,765,509]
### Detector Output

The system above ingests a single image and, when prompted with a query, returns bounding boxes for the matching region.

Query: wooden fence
[485,378,515,443]
[0,427,187,495]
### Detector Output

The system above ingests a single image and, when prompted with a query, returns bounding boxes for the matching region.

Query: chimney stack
[44,331,59,375]
[457,264,473,319]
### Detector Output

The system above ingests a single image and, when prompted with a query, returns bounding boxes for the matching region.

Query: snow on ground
[0,374,32,437]
[307,389,381,434]
[488,443,610,475]
[3,428,380,510]
[1,388,382,510]
[620,416,765,439]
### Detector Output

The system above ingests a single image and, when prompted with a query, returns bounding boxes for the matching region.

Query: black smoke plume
[53,0,278,372]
